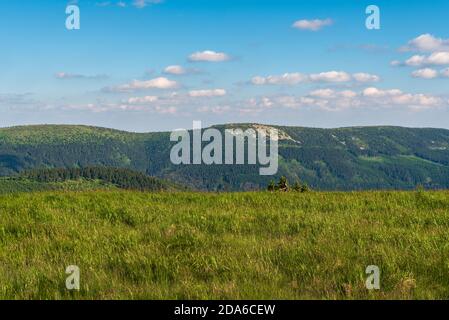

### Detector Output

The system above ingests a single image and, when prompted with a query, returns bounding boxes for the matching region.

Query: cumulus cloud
[362,87,402,98]
[361,87,443,110]
[309,89,336,98]
[391,94,442,110]
[251,71,379,86]
[238,87,446,113]
[309,89,358,99]
[411,68,439,79]
[339,90,358,98]
[163,65,200,75]
[234,97,276,115]
[394,39,449,78]
[394,34,449,72]
[352,73,381,83]
[163,65,185,75]
[106,77,178,92]
[188,89,226,98]
[91,88,228,115]
[249,97,275,109]
[403,52,449,67]
[404,55,426,67]
[251,73,307,85]
[309,71,352,82]
[164,65,187,75]
[49,84,449,116]
[292,18,333,31]
[426,52,449,65]
[411,67,449,79]
[126,96,159,104]
[188,50,230,62]
[400,34,449,52]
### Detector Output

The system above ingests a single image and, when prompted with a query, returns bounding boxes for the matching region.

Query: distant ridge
[0,124,448,191]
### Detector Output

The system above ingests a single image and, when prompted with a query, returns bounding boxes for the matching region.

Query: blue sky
[1,0,449,131]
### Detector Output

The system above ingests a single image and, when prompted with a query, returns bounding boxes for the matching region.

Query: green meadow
[0,190,448,300]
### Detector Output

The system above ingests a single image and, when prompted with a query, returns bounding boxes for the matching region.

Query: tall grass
[0,190,448,300]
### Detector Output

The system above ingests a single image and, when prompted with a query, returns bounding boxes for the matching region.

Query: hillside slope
[0,166,177,194]
[0,124,449,190]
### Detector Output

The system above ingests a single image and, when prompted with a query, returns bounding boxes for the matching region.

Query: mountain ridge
[3,123,449,132]
[1,124,449,191]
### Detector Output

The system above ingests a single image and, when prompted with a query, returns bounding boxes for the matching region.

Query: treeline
[20,167,168,191]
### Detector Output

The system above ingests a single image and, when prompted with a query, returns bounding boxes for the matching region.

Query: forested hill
[1,124,449,191]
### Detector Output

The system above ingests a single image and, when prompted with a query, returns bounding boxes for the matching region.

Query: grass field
[0,190,448,300]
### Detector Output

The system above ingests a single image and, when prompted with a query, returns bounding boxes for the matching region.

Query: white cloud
[362,87,402,98]
[251,71,379,86]
[309,89,335,98]
[126,96,159,104]
[108,77,178,92]
[391,94,442,110]
[352,73,380,83]
[361,87,443,109]
[405,55,427,66]
[188,89,226,98]
[164,65,186,75]
[115,86,448,116]
[427,52,449,65]
[411,68,439,79]
[251,73,307,85]
[251,87,442,111]
[188,50,230,62]
[251,76,268,85]
[401,34,449,52]
[163,65,200,75]
[304,87,442,111]
[395,34,449,71]
[260,97,274,108]
[404,52,449,67]
[236,97,276,115]
[292,18,333,31]
[307,89,357,100]
[309,71,352,82]
[339,90,358,98]
[410,67,449,79]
